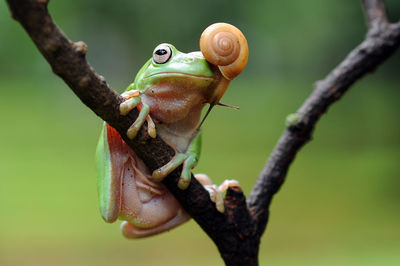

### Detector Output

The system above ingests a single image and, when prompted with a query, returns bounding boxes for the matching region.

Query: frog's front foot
[152,152,197,190]
[152,133,202,190]
[120,90,156,139]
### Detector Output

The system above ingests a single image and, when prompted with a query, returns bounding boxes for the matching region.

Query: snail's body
[96,23,248,238]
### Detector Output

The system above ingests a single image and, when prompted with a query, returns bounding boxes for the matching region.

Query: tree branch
[6,0,257,265]
[362,0,389,29]
[247,2,400,236]
[6,0,400,265]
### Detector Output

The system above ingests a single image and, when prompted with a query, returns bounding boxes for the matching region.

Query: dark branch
[247,5,400,235]
[5,0,257,265]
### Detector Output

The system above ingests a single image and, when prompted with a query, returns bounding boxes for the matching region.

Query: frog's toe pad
[120,96,141,116]
[204,184,225,213]
[152,153,187,182]
[203,179,241,213]
[194,173,212,186]
[219,179,240,192]
[125,103,151,139]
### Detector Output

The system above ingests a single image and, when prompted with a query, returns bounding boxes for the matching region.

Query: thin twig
[362,0,389,29]
[247,2,400,235]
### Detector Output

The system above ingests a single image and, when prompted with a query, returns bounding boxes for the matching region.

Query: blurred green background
[1,0,399,265]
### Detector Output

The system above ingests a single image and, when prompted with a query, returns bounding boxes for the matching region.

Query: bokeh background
[1,0,399,265]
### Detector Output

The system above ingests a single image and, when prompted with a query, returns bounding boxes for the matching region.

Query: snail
[200,22,249,106]
[200,22,249,80]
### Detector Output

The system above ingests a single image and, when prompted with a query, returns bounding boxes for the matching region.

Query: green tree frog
[96,23,248,238]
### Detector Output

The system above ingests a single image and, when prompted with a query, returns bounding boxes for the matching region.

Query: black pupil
[155,49,167,56]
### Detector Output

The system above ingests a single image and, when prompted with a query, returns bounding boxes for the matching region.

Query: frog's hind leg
[194,174,240,213]
[120,210,190,238]
[96,123,130,223]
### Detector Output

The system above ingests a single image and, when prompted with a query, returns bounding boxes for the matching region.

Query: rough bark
[5,0,400,265]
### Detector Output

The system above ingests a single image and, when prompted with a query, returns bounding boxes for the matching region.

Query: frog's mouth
[143,72,215,81]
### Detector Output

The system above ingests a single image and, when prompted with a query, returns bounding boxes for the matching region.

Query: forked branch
[247,0,400,236]
[362,0,389,28]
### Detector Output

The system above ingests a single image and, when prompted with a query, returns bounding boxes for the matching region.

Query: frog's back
[95,123,125,222]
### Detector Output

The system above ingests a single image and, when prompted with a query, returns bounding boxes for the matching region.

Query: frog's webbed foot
[196,174,240,213]
[119,90,156,139]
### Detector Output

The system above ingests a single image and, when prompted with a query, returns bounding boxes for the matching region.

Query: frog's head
[134,43,219,103]
[132,25,248,129]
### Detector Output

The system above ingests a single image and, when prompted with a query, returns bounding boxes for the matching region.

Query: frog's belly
[141,82,207,125]
[155,124,193,153]
[144,96,189,124]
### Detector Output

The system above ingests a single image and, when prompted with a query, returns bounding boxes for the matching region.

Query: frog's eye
[153,44,172,64]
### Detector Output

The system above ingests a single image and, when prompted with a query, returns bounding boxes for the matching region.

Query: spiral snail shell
[200,23,248,80]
